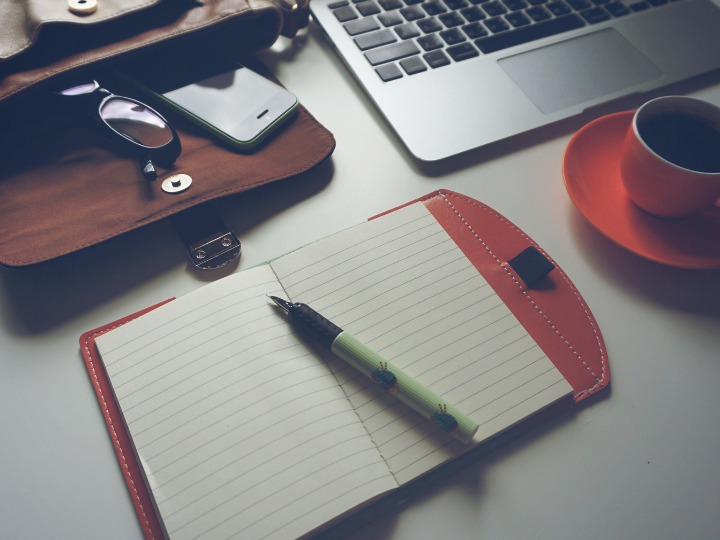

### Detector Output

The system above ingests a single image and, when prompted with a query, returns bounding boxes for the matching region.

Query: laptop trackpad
[498,28,663,114]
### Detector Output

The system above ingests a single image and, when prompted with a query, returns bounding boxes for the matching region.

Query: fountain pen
[270,296,479,444]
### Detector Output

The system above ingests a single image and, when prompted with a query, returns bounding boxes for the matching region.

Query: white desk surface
[2,24,720,540]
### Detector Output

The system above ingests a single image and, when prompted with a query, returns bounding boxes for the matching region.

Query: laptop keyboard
[327,0,682,81]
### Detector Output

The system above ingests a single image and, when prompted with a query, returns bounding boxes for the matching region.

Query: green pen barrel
[331,332,479,445]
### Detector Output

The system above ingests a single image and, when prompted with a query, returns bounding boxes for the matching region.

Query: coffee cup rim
[632,96,720,178]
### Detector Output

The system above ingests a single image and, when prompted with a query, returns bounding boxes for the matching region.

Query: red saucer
[563,111,720,269]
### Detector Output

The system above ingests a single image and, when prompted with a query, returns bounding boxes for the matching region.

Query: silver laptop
[311,0,720,160]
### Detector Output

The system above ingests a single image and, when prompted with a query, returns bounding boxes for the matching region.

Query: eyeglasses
[56,81,181,181]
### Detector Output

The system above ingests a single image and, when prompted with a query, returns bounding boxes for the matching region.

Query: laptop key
[439,12,466,26]
[546,1,572,15]
[379,0,404,8]
[526,0,547,4]
[418,33,444,49]
[476,13,584,53]
[482,1,508,15]
[445,0,470,8]
[380,11,405,24]
[506,11,531,25]
[447,42,480,60]
[329,0,350,7]
[400,5,427,19]
[423,1,448,14]
[365,40,421,64]
[418,17,444,31]
[484,16,510,32]
[461,6,487,20]
[357,1,382,15]
[376,63,404,81]
[579,6,610,22]
[405,0,425,4]
[440,28,467,43]
[503,0,528,10]
[400,56,429,74]
[647,0,668,5]
[629,1,649,9]
[396,22,422,38]
[334,6,359,21]
[424,49,451,67]
[567,0,592,8]
[604,1,630,14]
[462,21,489,37]
[355,29,398,49]
[345,17,381,34]
[526,5,552,20]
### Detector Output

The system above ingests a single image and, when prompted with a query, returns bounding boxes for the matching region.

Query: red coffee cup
[619,96,720,218]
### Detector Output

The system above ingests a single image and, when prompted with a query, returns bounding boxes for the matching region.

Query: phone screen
[161,66,297,143]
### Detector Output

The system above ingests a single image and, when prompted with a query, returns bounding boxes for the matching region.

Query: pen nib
[269,295,292,314]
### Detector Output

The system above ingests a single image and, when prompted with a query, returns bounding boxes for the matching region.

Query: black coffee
[638,113,720,173]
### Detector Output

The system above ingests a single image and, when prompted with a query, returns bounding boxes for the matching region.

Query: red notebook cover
[80,190,608,540]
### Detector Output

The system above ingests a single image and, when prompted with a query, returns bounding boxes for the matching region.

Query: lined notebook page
[271,203,573,485]
[94,265,397,540]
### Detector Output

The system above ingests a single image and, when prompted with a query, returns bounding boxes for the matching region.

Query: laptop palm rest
[498,28,663,114]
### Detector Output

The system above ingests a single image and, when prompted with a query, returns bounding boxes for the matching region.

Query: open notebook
[93,201,575,540]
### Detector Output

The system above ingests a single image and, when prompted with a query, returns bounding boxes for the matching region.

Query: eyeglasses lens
[60,83,97,95]
[100,98,174,148]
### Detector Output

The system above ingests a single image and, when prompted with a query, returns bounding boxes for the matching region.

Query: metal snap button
[161,174,192,194]
[68,0,98,15]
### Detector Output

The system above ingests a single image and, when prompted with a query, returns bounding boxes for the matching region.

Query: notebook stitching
[437,192,606,396]
[438,191,606,392]
[82,323,156,540]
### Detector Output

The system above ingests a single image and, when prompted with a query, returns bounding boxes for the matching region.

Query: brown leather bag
[0,0,334,268]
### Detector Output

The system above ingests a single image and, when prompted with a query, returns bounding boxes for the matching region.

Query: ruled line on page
[345,274,490,339]
[124,345,324,429]
[270,203,574,486]
[289,228,449,298]
[375,351,553,445]
[296,241,460,308]
[116,329,306,403]
[414,327,525,380]
[163,420,371,527]
[94,265,398,540]
[444,346,540,398]
[107,292,288,387]
[319,275,499,382]
[108,309,282,380]
[218,473,393,540]
[101,280,280,360]
[150,411,365,525]
[121,342,314,414]
[159,430,370,513]
[386,375,572,476]
[173,451,382,538]
[137,376,344,461]
[279,212,434,286]
[257,474,391,540]
[381,372,570,478]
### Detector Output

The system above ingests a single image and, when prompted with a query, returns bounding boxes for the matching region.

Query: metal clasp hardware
[171,204,241,270]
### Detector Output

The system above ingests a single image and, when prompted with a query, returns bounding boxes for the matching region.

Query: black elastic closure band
[507,246,554,288]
